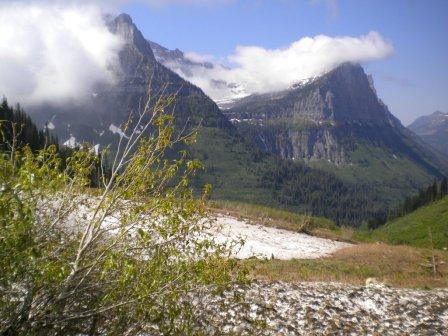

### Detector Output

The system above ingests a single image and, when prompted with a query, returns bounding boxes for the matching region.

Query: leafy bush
[0,94,243,335]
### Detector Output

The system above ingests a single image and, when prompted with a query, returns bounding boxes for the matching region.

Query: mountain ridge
[408,111,448,156]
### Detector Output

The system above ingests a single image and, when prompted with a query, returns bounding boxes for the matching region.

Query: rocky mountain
[30,14,233,147]
[408,111,448,156]
[225,63,448,200]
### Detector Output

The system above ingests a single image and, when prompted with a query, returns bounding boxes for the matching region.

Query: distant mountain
[225,63,448,202]
[408,111,448,156]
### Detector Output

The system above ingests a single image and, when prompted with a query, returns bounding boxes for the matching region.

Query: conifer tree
[441,177,448,197]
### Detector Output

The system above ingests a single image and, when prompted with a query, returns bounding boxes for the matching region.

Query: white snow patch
[63,136,79,149]
[212,216,351,260]
[90,144,100,155]
[109,124,129,139]
[46,122,55,130]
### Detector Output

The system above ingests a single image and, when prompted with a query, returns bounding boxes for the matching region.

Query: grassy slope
[191,127,272,203]
[372,197,448,249]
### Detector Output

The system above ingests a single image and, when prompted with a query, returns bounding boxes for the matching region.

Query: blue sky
[121,0,448,125]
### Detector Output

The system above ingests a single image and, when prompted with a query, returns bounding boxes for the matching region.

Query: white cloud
[167,32,394,101]
[0,2,123,106]
[184,52,216,63]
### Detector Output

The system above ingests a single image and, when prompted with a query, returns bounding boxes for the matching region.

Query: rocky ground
[197,281,448,335]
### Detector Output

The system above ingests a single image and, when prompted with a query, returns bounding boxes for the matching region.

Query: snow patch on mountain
[109,124,128,139]
[63,136,80,149]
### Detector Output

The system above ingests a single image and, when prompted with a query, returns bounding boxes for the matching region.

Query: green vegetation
[260,159,387,226]
[0,96,243,335]
[192,126,270,203]
[191,127,392,227]
[0,98,58,151]
[371,197,448,249]
[310,143,435,205]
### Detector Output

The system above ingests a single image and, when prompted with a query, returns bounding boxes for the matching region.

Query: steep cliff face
[226,63,448,179]
[408,111,448,156]
[30,14,233,146]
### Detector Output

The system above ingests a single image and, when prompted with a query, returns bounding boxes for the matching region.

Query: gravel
[197,281,448,335]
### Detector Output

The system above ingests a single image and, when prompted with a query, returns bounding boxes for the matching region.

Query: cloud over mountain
[165,32,394,101]
[0,2,123,106]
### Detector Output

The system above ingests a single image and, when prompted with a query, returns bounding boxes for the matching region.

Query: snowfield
[50,194,350,261]
[212,216,351,259]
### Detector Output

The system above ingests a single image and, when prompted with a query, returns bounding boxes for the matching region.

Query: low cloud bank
[0,2,123,106]
[168,32,394,101]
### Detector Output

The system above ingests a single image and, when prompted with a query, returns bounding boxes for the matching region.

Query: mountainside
[408,111,448,156]
[372,196,448,249]
[225,63,448,201]
[30,14,233,147]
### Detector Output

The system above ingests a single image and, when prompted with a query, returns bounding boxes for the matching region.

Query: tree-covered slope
[0,99,57,151]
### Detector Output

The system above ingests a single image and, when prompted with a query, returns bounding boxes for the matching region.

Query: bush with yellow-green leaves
[0,94,245,336]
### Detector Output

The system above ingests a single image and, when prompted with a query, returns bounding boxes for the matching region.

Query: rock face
[226,63,448,175]
[409,111,448,156]
[30,14,233,146]
[197,281,448,335]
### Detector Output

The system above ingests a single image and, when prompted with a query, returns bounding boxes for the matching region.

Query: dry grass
[245,243,448,289]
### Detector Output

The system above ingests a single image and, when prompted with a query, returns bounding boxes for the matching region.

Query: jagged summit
[108,13,156,66]
[115,13,133,24]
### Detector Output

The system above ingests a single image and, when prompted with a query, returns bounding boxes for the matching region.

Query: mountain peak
[108,13,155,63]
[115,13,133,25]
[432,110,448,116]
